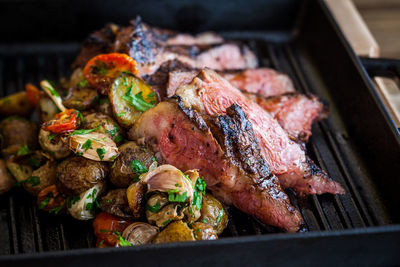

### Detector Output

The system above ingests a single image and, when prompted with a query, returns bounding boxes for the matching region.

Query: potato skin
[126,181,146,219]
[63,87,99,111]
[110,142,155,187]
[0,92,33,117]
[82,112,123,145]
[56,156,109,196]
[191,222,218,241]
[152,221,195,244]
[23,160,57,196]
[38,129,71,160]
[100,189,133,219]
[0,116,37,156]
[199,193,228,235]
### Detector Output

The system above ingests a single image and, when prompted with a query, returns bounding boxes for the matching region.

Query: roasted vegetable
[142,164,194,203]
[63,86,99,111]
[25,83,44,107]
[191,222,218,241]
[100,189,133,219]
[23,159,57,196]
[109,72,156,128]
[96,97,113,117]
[6,159,33,183]
[82,112,123,144]
[199,193,228,235]
[37,185,66,214]
[38,129,71,160]
[68,182,105,220]
[83,53,138,95]
[0,159,14,194]
[0,91,33,117]
[56,156,109,195]
[93,212,132,247]
[126,181,146,219]
[152,221,195,244]
[110,141,155,187]
[122,222,159,245]
[40,80,65,112]
[38,96,59,122]
[0,116,38,156]
[147,203,184,228]
[69,132,118,161]
[42,109,80,134]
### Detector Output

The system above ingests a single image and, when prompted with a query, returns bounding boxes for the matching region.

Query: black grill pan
[0,0,399,265]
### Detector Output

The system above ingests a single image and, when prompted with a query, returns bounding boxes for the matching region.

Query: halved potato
[0,92,33,117]
[109,72,156,128]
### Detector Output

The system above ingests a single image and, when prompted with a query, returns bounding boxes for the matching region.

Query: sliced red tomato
[93,212,131,247]
[41,109,79,134]
[25,83,44,106]
[37,185,66,214]
[83,53,138,95]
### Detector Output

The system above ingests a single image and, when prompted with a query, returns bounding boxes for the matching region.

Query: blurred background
[353,0,400,59]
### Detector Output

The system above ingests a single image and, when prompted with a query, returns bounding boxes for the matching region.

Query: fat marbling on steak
[129,100,303,232]
[176,68,344,195]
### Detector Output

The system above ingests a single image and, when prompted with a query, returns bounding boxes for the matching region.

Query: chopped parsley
[202,218,207,224]
[96,148,106,160]
[17,144,32,156]
[192,177,206,210]
[105,125,119,137]
[116,112,126,117]
[24,176,40,186]
[216,209,224,224]
[121,79,155,112]
[39,197,51,210]
[69,125,100,136]
[48,133,58,141]
[27,157,42,168]
[85,188,100,214]
[109,155,117,161]
[99,98,110,105]
[49,206,63,215]
[152,157,156,162]
[162,219,171,226]
[67,195,81,208]
[81,139,93,152]
[78,78,89,88]
[94,60,108,76]
[167,190,188,203]
[146,202,161,213]
[114,135,123,143]
[76,152,83,156]
[130,160,148,174]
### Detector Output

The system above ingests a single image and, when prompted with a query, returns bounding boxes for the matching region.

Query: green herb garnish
[96,148,106,160]
[130,160,148,174]
[67,195,80,208]
[78,78,89,88]
[24,176,40,186]
[146,202,161,213]
[168,190,188,203]
[121,80,154,112]
[39,197,51,209]
[81,139,93,152]
[162,219,171,226]
[48,133,58,141]
[69,125,100,136]
[216,209,224,224]
[17,144,32,156]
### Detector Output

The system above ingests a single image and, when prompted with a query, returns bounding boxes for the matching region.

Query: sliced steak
[130,100,303,232]
[222,68,295,97]
[176,69,344,195]
[166,32,223,46]
[72,23,119,69]
[248,93,329,142]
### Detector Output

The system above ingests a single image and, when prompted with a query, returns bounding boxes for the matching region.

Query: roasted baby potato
[109,72,156,128]
[122,222,159,246]
[63,86,99,111]
[0,92,33,117]
[0,159,14,194]
[38,129,71,160]
[56,156,109,195]
[100,189,133,219]
[23,159,57,196]
[0,116,38,156]
[199,193,228,235]
[6,159,33,183]
[146,193,185,227]
[126,181,146,219]
[191,222,218,241]
[152,221,195,244]
[82,112,123,144]
[110,142,155,187]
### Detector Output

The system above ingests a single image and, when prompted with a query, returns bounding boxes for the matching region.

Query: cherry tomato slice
[25,83,44,107]
[93,212,131,247]
[37,185,66,214]
[83,53,137,95]
[42,109,79,134]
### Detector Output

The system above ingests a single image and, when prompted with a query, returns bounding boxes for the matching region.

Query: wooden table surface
[353,0,400,59]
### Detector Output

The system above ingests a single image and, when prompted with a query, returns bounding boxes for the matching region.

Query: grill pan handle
[360,57,400,78]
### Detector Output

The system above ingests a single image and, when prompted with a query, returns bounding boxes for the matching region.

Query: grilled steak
[166,68,294,98]
[166,32,223,46]
[129,100,303,232]
[72,23,119,69]
[176,69,344,195]
[222,68,295,97]
[247,93,329,142]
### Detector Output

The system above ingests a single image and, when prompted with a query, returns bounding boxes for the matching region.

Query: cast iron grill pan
[0,36,390,254]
